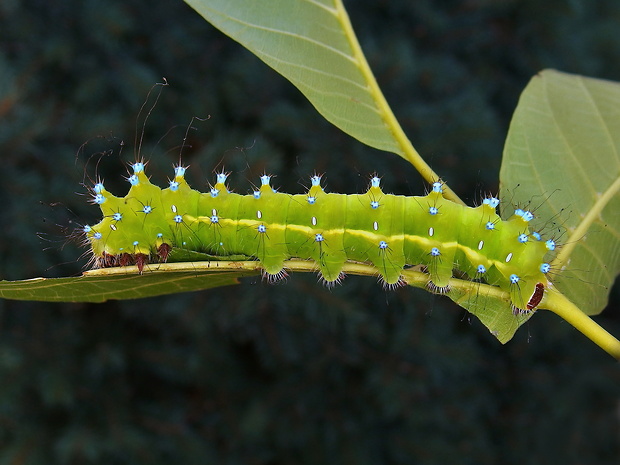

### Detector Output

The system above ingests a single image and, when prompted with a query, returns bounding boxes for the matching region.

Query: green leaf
[0,268,256,303]
[184,0,401,154]
[183,0,462,202]
[2,259,531,341]
[500,69,620,315]
[450,286,534,345]
[402,270,533,343]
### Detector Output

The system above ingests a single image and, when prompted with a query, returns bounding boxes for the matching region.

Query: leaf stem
[333,0,464,205]
[85,259,620,355]
[543,287,620,360]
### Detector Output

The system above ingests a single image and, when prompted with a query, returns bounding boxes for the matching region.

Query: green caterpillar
[84,162,556,313]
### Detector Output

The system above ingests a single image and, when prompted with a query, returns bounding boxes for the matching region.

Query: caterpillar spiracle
[84,162,556,314]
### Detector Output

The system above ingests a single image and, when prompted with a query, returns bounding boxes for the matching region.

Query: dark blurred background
[1,0,619,463]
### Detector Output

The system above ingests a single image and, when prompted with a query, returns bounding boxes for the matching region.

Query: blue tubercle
[174,165,186,177]
[307,196,316,204]
[315,233,324,242]
[128,174,139,186]
[93,232,102,240]
[483,197,500,209]
[93,194,106,205]
[132,162,145,173]
[216,173,228,184]
[260,175,271,186]
[429,206,439,216]
[521,211,534,222]
[518,234,528,243]
[509,274,520,284]
[532,231,542,241]
[540,263,551,274]
[370,200,379,209]
[378,240,388,249]
[112,212,122,221]
[430,247,440,257]
[94,183,105,194]
[477,265,486,274]
[142,205,152,214]
[174,215,183,224]
[546,240,556,251]
[371,177,381,188]
[432,182,443,193]
[253,190,261,199]
[257,224,267,233]
[169,180,179,191]
[210,188,219,198]
[310,175,321,187]
[485,222,495,230]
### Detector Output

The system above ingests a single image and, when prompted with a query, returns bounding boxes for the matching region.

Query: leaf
[0,266,257,302]
[184,0,399,154]
[449,286,534,345]
[402,270,533,343]
[500,69,620,315]
[182,0,459,197]
[2,258,529,341]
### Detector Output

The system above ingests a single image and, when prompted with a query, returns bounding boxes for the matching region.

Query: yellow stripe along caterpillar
[84,162,556,314]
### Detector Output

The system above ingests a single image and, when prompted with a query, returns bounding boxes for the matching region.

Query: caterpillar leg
[425,246,454,294]
[510,278,545,314]
[262,268,288,283]
[319,271,346,289]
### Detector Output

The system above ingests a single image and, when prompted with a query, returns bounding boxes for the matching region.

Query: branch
[543,286,620,360]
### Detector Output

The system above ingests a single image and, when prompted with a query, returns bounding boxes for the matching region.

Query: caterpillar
[83,162,556,314]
